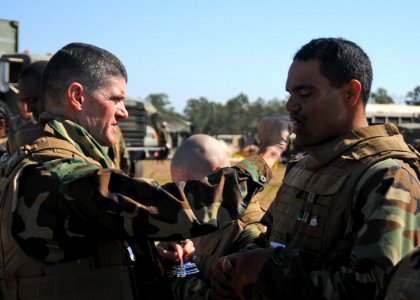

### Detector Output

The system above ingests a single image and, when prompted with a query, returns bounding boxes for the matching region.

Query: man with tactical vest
[157,134,267,300]
[8,61,48,134]
[17,61,48,120]
[211,37,420,300]
[0,43,291,300]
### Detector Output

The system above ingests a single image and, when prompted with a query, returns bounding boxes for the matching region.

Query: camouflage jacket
[253,123,420,300]
[2,113,272,299]
[192,197,265,281]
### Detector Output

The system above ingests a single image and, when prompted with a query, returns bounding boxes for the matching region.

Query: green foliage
[144,92,288,136]
[143,84,420,136]
[146,93,172,112]
[406,86,420,105]
[146,93,184,120]
[183,97,219,134]
[183,93,287,135]
[370,88,394,104]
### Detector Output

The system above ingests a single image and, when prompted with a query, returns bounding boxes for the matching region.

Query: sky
[2,0,420,112]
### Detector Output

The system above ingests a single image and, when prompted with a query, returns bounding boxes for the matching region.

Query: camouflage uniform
[0,112,272,300]
[171,198,266,300]
[251,123,420,299]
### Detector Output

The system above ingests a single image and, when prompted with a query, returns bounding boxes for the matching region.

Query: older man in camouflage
[211,38,420,300]
[0,43,290,300]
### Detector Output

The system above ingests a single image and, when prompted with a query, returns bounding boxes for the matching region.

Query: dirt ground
[141,159,286,210]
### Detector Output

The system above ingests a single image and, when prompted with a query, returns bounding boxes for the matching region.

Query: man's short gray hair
[41,42,127,106]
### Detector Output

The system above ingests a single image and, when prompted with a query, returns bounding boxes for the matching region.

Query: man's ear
[67,82,85,111]
[344,79,362,107]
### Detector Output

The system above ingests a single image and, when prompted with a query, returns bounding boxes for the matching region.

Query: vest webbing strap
[281,132,420,269]
[29,136,102,167]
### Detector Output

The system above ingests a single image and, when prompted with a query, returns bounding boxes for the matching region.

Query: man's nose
[286,95,300,112]
[116,102,129,120]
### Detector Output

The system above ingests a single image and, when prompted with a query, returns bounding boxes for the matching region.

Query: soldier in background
[18,61,48,119]
[157,134,267,299]
[8,61,48,133]
[211,37,420,300]
[0,42,290,300]
[157,120,171,159]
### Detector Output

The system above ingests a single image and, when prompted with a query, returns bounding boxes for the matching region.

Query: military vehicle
[118,98,163,160]
[120,99,192,162]
[0,18,52,115]
[397,123,420,151]
[366,103,420,148]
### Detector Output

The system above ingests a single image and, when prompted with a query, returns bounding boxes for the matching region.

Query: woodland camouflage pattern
[5,112,271,278]
[171,199,265,300]
[252,123,420,300]
[10,112,271,262]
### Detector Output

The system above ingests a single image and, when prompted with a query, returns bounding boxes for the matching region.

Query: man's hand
[257,115,291,168]
[156,239,195,262]
[211,248,274,300]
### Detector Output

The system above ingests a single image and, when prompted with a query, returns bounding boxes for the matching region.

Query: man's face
[285,60,349,147]
[80,76,128,147]
[17,77,37,119]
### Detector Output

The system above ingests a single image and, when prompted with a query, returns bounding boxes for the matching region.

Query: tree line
[369,85,420,105]
[146,85,420,135]
[146,93,287,136]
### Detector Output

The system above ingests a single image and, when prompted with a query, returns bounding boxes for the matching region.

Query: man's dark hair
[19,60,48,84]
[18,60,48,112]
[294,38,373,104]
[41,43,127,105]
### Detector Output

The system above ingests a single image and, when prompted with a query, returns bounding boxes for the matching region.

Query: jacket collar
[302,123,400,169]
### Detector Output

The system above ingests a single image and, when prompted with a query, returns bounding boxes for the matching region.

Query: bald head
[171,134,231,182]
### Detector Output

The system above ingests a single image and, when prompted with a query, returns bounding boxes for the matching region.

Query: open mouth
[290,116,304,131]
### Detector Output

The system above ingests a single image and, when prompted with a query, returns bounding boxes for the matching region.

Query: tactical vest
[268,124,420,268]
[0,132,138,300]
